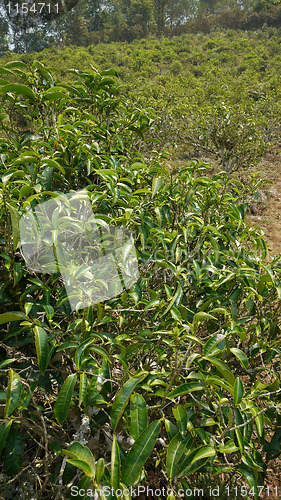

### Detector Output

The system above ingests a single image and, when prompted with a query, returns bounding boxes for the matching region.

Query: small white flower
[216,333,225,341]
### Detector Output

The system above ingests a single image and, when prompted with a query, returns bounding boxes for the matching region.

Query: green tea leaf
[54,374,77,424]
[152,177,162,198]
[42,91,67,102]
[234,377,244,406]
[190,445,216,464]
[129,394,148,441]
[235,428,244,453]
[0,420,13,455]
[230,348,249,371]
[0,83,36,101]
[250,406,264,437]
[166,433,190,479]
[5,60,28,70]
[79,373,88,407]
[204,356,235,386]
[4,370,22,417]
[4,426,23,476]
[122,420,161,486]
[111,435,120,490]
[75,475,92,500]
[41,158,65,174]
[238,467,258,500]
[96,458,105,484]
[167,382,204,399]
[0,312,27,325]
[193,312,217,323]
[111,376,144,431]
[63,442,95,477]
[172,406,187,438]
[6,203,20,251]
[177,448,209,477]
[66,459,93,477]
[90,346,111,363]
[218,439,239,454]
[34,326,49,376]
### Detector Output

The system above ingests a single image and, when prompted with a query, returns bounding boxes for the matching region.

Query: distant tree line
[0,0,280,54]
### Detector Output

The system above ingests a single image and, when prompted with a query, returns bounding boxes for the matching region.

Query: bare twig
[21,381,49,476]
[220,405,280,440]
[160,341,193,407]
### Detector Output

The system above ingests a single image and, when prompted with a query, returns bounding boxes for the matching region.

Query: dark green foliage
[1,28,280,172]
[0,61,281,499]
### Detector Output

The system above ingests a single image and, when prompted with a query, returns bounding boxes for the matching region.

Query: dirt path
[248,154,281,258]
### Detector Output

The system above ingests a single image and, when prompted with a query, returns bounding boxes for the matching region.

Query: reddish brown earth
[248,152,281,257]
[243,152,281,499]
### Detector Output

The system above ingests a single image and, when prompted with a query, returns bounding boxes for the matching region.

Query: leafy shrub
[0,62,281,500]
[185,102,267,174]
[1,29,280,168]
[170,60,182,75]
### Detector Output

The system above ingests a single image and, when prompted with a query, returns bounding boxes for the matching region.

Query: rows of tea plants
[0,61,281,499]
[1,27,280,174]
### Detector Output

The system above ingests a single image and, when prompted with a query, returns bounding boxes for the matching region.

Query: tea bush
[1,28,280,170]
[0,62,281,500]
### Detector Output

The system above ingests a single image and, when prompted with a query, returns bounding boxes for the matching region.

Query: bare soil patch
[248,151,281,257]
